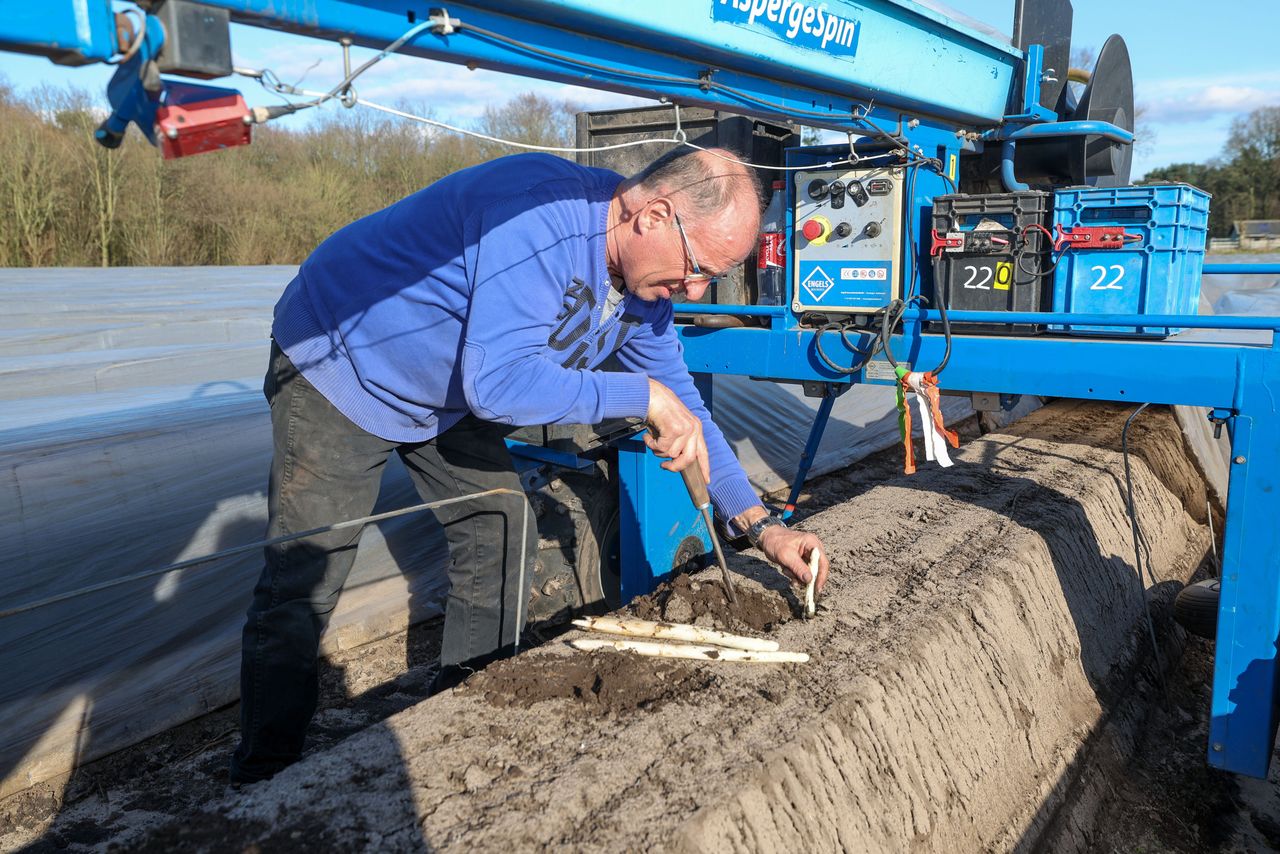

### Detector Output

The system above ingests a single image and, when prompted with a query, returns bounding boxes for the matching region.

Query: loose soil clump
[466,649,713,713]
[626,572,793,632]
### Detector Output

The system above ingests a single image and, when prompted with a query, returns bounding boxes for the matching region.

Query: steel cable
[0,488,531,646]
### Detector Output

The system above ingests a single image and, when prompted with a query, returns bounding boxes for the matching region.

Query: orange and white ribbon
[899,371,960,471]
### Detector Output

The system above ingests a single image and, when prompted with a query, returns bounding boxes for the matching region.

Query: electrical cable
[305,20,435,111]
[901,155,956,300]
[929,291,952,374]
[886,155,953,375]
[1121,402,1170,706]
[877,298,909,369]
[813,312,885,375]
[1015,222,1062,279]
[460,18,914,150]
[875,293,951,377]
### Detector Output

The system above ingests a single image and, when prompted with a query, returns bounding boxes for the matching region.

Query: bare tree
[0,103,59,265]
[476,92,582,160]
[42,86,124,266]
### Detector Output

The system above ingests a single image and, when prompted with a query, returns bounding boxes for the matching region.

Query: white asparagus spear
[570,638,809,664]
[805,548,819,618]
[571,616,780,652]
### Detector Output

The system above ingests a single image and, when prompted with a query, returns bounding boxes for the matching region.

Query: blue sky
[1,1,1275,178]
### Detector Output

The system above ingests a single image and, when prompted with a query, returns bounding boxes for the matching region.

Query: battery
[930,191,1053,334]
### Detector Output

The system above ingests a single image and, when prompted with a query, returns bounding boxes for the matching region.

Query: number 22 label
[1090,264,1125,291]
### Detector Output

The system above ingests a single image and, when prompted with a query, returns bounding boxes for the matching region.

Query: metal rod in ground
[700,506,738,605]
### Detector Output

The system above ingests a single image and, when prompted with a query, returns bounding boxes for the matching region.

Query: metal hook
[846,132,861,166]
[339,37,357,108]
[672,102,687,144]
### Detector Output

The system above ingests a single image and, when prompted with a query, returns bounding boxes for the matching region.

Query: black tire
[525,460,621,626]
[1173,578,1220,640]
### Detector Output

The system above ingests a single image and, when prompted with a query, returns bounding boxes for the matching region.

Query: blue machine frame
[3,0,1279,779]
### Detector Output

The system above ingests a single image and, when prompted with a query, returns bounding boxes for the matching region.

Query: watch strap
[746,515,785,548]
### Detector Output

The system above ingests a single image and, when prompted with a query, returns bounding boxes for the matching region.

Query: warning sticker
[865,360,904,382]
[840,267,887,281]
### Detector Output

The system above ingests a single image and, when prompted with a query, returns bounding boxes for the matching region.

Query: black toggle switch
[847,180,869,207]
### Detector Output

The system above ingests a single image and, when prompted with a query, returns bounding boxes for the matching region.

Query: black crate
[930,191,1053,334]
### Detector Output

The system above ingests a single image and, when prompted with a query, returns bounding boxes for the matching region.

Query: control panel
[792,165,905,314]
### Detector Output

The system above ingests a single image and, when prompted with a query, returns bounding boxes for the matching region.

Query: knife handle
[680,464,711,510]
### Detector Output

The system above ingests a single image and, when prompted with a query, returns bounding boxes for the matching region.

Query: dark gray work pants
[230,344,534,783]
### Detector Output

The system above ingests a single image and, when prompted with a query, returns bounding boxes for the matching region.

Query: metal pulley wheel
[1063,34,1135,187]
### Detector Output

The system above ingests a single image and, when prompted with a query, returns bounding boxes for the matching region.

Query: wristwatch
[745,515,786,549]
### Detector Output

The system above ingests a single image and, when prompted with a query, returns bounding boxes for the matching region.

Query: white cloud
[1143,85,1278,123]
[1137,71,1280,123]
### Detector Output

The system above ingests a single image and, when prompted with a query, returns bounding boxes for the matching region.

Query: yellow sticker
[948,153,958,182]
[994,261,1013,291]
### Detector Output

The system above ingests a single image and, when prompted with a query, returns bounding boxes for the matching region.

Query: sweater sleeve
[460,197,650,426]
[613,302,761,523]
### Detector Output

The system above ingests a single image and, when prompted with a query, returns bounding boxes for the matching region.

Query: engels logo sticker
[801,265,835,301]
[713,0,862,55]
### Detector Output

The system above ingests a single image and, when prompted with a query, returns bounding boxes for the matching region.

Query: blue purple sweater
[272,154,759,521]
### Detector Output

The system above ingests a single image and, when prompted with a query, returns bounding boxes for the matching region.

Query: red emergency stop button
[801,215,831,245]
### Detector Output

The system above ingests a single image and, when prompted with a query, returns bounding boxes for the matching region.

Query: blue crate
[1050,184,1210,336]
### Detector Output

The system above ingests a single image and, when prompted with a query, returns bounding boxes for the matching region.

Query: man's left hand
[758,526,829,593]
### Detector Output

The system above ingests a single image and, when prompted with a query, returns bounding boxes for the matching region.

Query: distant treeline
[1144,107,1280,237]
[3,79,1277,267]
[0,82,580,267]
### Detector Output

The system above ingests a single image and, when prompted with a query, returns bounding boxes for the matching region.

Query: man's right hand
[645,378,710,483]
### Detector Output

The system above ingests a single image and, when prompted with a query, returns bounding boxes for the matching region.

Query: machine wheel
[525,460,621,626]
[1173,578,1219,640]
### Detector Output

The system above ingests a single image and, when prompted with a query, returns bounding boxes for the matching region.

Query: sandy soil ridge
[6,401,1215,851]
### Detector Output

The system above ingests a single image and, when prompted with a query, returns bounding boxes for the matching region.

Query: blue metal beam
[0,0,116,65]
[193,0,1020,127]
[678,319,1273,409]
[1204,264,1280,275]
[1212,352,1280,777]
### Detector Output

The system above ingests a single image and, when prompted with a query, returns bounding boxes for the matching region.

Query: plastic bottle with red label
[756,180,787,305]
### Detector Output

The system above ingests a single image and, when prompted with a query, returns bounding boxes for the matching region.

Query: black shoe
[228,746,293,785]
[428,664,475,696]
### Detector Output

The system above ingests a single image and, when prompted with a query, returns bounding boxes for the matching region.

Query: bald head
[631,146,764,230]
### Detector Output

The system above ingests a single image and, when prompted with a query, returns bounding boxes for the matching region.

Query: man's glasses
[673,211,719,288]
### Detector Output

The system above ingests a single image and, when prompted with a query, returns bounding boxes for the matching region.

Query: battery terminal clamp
[929,229,1010,256]
[1053,224,1143,252]
[929,229,963,256]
